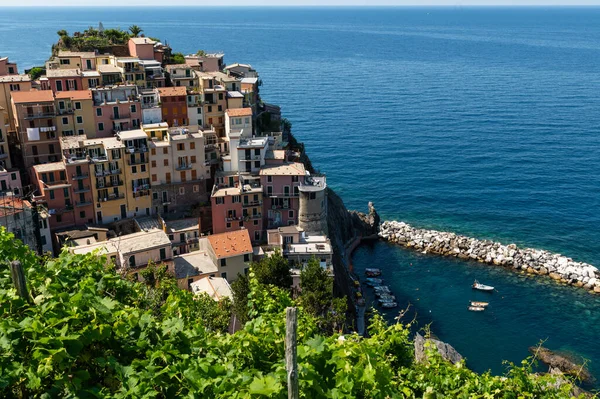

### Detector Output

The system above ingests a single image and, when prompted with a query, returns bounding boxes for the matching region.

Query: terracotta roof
[158,86,187,97]
[55,90,92,101]
[259,162,306,176]
[11,90,54,104]
[0,197,32,217]
[207,229,252,259]
[226,108,252,117]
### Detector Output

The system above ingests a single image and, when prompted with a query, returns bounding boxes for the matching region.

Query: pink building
[0,57,18,76]
[45,69,84,92]
[210,173,264,242]
[259,162,306,230]
[32,162,78,231]
[128,37,156,61]
[92,86,141,137]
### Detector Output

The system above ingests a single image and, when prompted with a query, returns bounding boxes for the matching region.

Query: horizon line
[3,4,600,7]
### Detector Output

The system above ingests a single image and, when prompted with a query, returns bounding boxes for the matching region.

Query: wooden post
[285,307,299,399]
[10,261,30,302]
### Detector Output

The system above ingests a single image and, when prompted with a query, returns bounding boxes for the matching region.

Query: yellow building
[54,90,96,137]
[118,129,152,218]
[0,74,32,132]
[84,136,128,223]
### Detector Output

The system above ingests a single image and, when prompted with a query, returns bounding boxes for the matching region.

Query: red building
[158,87,188,127]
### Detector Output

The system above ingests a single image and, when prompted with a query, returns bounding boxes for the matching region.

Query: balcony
[72,173,89,180]
[96,179,123,189]
[24,111,56,120]
[42,180,71,189]
[110,112,131,121]
[126,146,148,154]
[98,193,125,202]
[75,200,92,207]
[133,183,151,192]
[225,216,243,222]
[142,102,159,109]
[268,191,299,198]
[176,163,192,171]
[57,108,74,115]
[90,154,109,163]
[245,213,262,220]
[73,185,91,193]
[243,200,262,207]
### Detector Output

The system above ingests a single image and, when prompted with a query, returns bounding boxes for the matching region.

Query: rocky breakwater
[379,220,600,293]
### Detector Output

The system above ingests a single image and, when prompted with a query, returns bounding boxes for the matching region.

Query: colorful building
[259,162,306,230]
[158,86,188,127]
[54,90,95,137]
[91,85,141,137]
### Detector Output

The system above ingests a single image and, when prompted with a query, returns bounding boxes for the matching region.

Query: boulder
[414,333,463,365]
[530,346,592,383]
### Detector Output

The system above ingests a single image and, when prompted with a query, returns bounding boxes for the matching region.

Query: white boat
[472,280,494,292]
[381,301,398,309]
[365,268,382,277]
[374,285,390,291]
[378,294,396,301]
[468,306,485,312]
[366,278,384,287]
[470,301,489,307]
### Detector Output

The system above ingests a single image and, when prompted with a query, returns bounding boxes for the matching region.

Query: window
[59,171,66,180]
[191,169,197,180]
[244,254,250,262]
[49,190,55,200]
[132,166,137,173]
[63,188,69,197]
[160,248,166,260]
[76,116,83,124]
[215,197,224,205]
[129,255,136,267]
[254,231,261,241]
[79,211,85,218]
[141,165,146,172]
[221,272,227,280]
[163,148,168,154]
[180,171,186,182]
[226,222,231,228]
[96,108,102,117]
[220,259,226,267]
[163,159,169,166]
[218,105,222,112]
[98,122,104,131]
[130,104,136,113]
[165,173,171,184]
[193,185,199,193]
[9,83,20,91]
[56,214,62,223]
[151,160,156,167]
[292,175,298,182]
[289,210,294,218]
[253,219,259,226]
[267,186,273,195]
[190,142,195,150]
[179,186,185,195]
[75,102,81,110]
[218,93,223,100]
[56,81,63,91]
[232,195,241,203]
[152,174,157,182]
[267,176,272,183]
[78,129,84,135]
[10,173,16,180]
[190,156,196,163]
[153,192,158,200]
[177,143,184,151]
[62,117,68,125]
[208,117,213,125]
[60,58,70,65]
[207,106,212,113]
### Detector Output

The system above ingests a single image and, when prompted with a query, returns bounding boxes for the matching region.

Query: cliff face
[326,187,379,309]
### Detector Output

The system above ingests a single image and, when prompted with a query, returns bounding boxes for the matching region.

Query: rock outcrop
[379,220,600,293]
[414,332,464,365]
[530,346,593,384]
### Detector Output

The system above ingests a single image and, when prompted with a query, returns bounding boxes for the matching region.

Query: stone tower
[298,175,328,235]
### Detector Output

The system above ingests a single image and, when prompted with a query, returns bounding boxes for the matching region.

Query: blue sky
[2,0,600,6]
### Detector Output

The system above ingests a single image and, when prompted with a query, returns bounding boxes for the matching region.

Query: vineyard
[0,228,583,398]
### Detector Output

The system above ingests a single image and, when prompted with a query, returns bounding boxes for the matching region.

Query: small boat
[472,280,494,292]
[378,294,396,301]
[373,285,390,291]
[468,306,485,312]
[365,278,383,287]
[365,268,382,277]
[470,301,489,307]
[381,301,398,309]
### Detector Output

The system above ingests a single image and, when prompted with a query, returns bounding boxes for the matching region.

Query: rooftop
[130,37,156,45]
[227,91,244,98]
[174,251,217,279]
[117,129,148,141]
[0,197,32,217]
[58,50,97,58]
[225,63,252,70]
[165,218,199,233]
[207,229,252,259]
[265,150,286,160]
[142,122,169,130]
[97,64,122,74]
[135,216,162,231]
[259,162,305,176]
[33,162,66,172]
[113,230,171,255]
[226,108,252,117]
[46,68,81,78]
[60,136,85,150]
[158,86,187,97]
[211,186,241,198]
[83,136,124,149]
[82,70,101,78]
[0,74,31,83]
[165,64,190,72]
[191,277,233,301]
[241,77,259,85]
[11,90,54,104]
[55,90,92,101]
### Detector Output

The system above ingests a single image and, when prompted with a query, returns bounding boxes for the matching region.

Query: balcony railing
[243,200,262,207]
[268,191,299,198]
[24,111,56,120]
[176,164,192,171]
[73,185,91,193]
[98,193,125,202]
[72,173,89,180]
[225,216,243,222]
[126,146,148,154]
[90,155,108,163]
[75,200,93,207]
[127,158,148,165]
[96,179,123,189]
[111,112,131,120]
[43,180,71,188]
[94,168,119,177]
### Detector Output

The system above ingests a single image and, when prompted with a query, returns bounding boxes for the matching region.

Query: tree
[128,25,143,37]
[231,272,250,324]
[28,67,44,81]
[56,29,68,37]
[196,49,206,57]
[171,52,186,64]
[252,249,292,289]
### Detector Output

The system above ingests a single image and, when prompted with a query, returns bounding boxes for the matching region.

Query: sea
[1,6,599,381]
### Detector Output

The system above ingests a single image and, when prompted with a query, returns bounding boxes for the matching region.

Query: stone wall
[380,220,600,293]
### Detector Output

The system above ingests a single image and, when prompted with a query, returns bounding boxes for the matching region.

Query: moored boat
[470,301,489,307]
[381,301,398,309]
[378,294,396,301]
[468,306,485,312]
[366,278,383,287]
[365,268,382,277]
[472,280,494,292]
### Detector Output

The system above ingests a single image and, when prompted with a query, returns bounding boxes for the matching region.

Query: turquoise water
[2,6,600,379]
